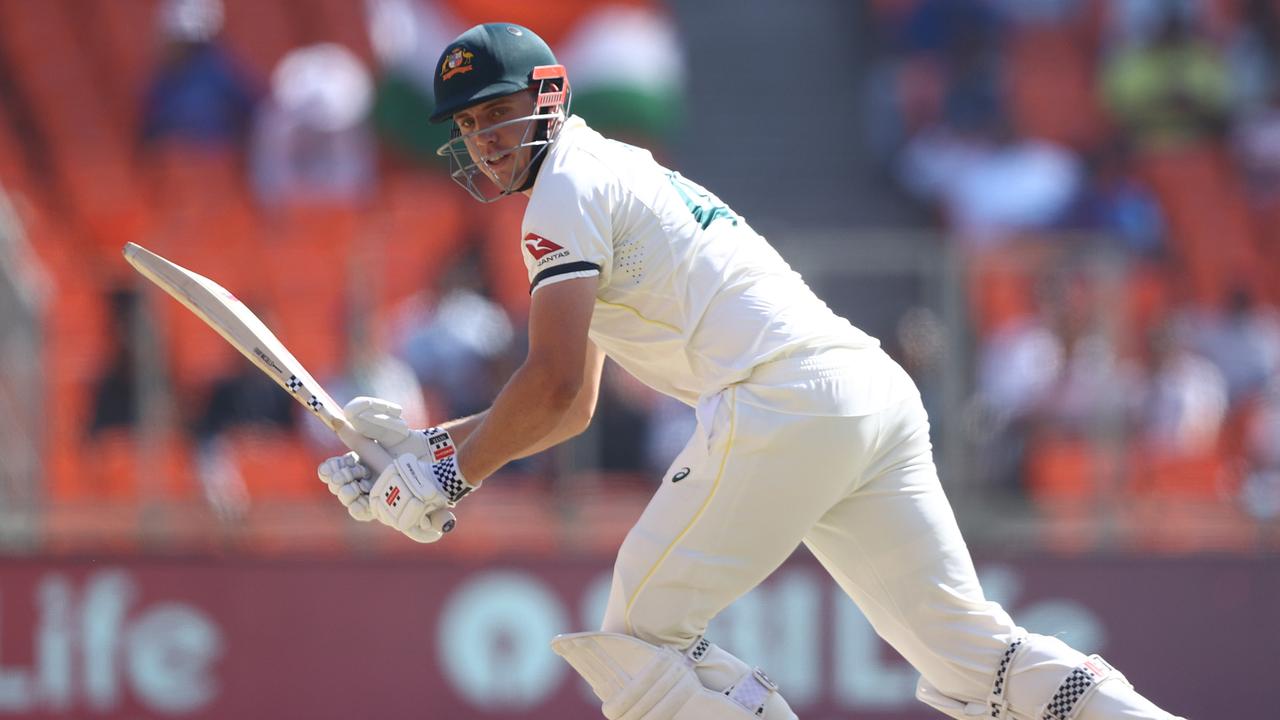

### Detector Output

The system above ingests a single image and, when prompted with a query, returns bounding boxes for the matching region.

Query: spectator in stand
[140,0,258,149]
[366,0,460,170]
[294,306,432,464]
[1101,6,1230,153]
[1097,0,1207,51]
[1232,83,1280,205]
[897,117,1083,246]
[557,2,686,152]
[1031,273,1145,440]
[1224,0,1280,114]
[893,305,947,421]
[969,290,1064,491]
[1176,286,1280,406]
[87,289,142,436]
[863,0,1007,177]
[1045,321,1146,438]
[191,361,295,521]
[391,252,517,420]
[991,0,1081,26]
[1140,320,1227,455]
[1064,142,1167,257]
[249,44,377,208]
[1240,378,1280,521]
[900,0,1006,132]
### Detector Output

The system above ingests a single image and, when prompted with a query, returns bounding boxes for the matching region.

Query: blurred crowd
[0,0,688,526]
[4,0,1278,551]
[868,0,1280,543]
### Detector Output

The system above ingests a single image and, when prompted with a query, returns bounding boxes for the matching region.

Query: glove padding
[347,396,475,543]
[344,396,431,458]
[369,447,475,540]
[317,452,376,522]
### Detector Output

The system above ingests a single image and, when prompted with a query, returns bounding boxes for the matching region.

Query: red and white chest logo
[524,233,564,260]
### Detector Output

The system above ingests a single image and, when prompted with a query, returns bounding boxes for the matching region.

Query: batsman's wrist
[424,428,477,504]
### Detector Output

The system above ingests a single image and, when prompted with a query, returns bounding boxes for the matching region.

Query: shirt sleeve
[521,166,613,293]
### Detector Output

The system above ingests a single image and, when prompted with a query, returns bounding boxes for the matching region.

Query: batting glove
[317,452,376,522]
[344,396,434,459]
[368,430,476,542]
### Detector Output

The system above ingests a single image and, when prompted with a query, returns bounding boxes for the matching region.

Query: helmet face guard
[436,64,571,203]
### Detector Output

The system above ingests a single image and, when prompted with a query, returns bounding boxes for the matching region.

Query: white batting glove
[346,396,476,543]
[344,396,433,459]
[368,434,476,540]
[316,452,376,522]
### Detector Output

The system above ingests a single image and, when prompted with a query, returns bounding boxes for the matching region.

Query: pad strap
[723,668,778,716]
[987,633,1029,718]
[685,637,712,664]
[1040,655,1127,720]
[684,635,778,717]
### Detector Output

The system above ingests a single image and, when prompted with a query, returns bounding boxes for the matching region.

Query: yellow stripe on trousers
[624,387,738,636]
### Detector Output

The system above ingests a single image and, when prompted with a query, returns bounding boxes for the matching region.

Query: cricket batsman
[316,22,1185,720]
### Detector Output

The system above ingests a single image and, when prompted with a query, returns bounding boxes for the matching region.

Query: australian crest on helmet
[441,46,475,81]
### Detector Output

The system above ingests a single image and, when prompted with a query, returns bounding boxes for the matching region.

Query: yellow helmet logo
[441,47,475,81]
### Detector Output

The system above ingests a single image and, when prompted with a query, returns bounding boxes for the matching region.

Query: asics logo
[524,233,564,260]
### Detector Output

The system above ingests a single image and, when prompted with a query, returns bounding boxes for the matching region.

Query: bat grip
[335,424,458,535]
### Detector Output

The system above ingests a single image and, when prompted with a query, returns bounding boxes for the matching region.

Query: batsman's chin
[483,155,530,187]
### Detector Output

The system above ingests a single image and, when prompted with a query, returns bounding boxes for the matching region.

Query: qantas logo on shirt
[524,233,565,260]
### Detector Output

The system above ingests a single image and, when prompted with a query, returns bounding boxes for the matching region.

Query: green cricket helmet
[431,23,572,202]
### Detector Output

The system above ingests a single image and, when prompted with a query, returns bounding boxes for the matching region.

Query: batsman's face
[453,91,538,189]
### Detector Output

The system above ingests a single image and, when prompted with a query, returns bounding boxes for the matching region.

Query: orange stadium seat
[440,0,649,48]
[1122,262,1175,361]
[0,0,125,147]
[1024,434,1133,554]
[306,0,375,66]
[1124,440,1248,552]
[1128,444,1234,500]
[1135,144,1268,308]
[1244,200,1280,307]
[1026,436,1110,502]
[55,153,153,272]
[78,428,196,502]
[373,171,467,312]
[44,277,115,504]
[0,112,28,191]
[1004,23,1108,151]
[476,193,532,319]
[144,142,249,215]
[140,147,264,393]
[220,0,300,82]
[84,0,163,137]
[224,428,323,500]
[963,244,1051,338]
[259,205,359,378]
[868,0,923,22]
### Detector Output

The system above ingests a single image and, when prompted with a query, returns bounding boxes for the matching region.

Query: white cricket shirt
[521,117,881,409]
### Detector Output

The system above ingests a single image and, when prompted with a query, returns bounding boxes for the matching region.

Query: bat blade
[123,242,456,534]
[123,242,345,430]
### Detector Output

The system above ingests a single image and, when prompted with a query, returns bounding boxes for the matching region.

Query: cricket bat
[123,242,456,534]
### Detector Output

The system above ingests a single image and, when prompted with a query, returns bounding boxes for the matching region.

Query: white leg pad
[915,633,1183,720]
[551,632,795,720]
[684,637,797,720]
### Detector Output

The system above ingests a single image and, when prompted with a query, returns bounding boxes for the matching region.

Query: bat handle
[335,423,458,535]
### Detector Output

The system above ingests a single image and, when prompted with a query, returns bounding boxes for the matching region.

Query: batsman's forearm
[457,364,578,483]
[438,412,487,445]
[440,408,579,460]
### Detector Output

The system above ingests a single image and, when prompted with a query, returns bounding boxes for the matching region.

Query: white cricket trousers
[600,351,1179,719]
